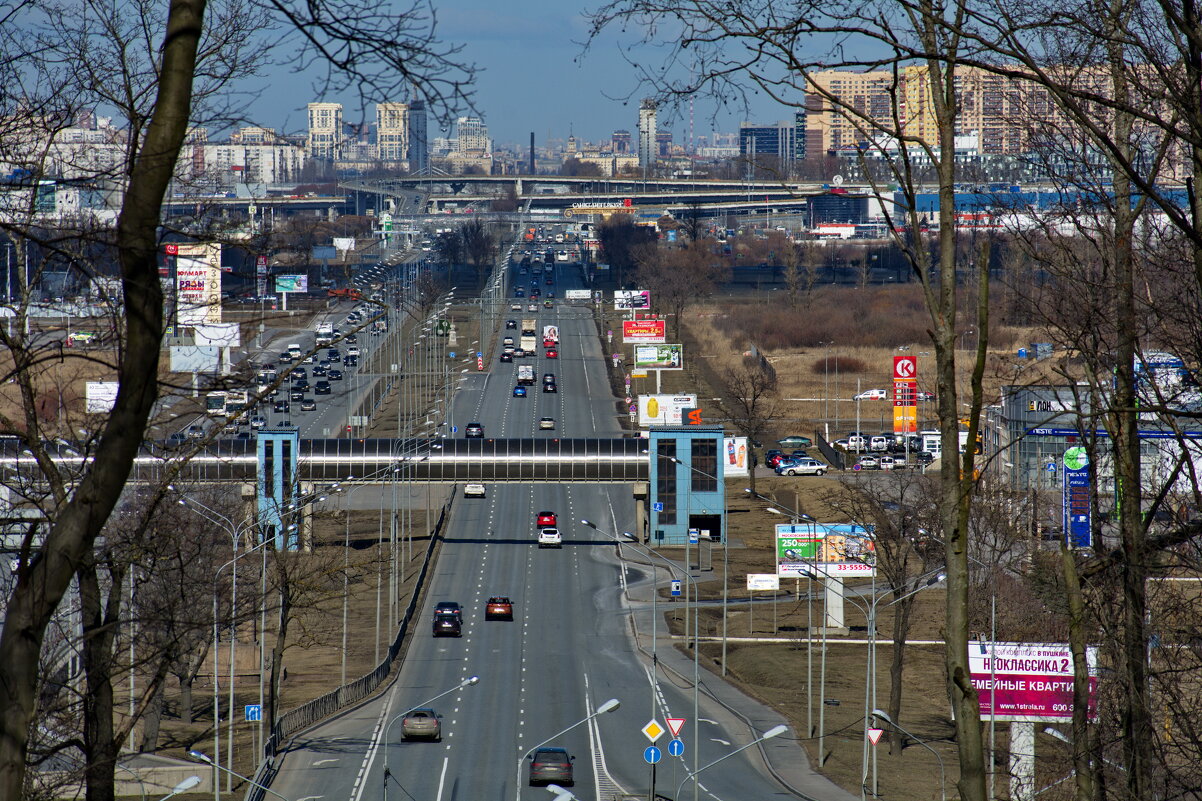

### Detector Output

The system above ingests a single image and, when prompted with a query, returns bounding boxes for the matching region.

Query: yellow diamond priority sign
[642,719,665,743]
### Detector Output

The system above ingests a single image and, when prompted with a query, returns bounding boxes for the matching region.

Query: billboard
[747,574,780,591]
[634,344,683,370]
[638,394,697,426]
[85,382,119,413]
[623,319,666,343]
[193,322,241,347]
[775,523,877,578]
[275,274,309,293]
[169,345,220,373]
[614,289,650,310]
[565,289,592,300]
[969,641,1099,723]
[174,243,222,326]
[723,436,750,477]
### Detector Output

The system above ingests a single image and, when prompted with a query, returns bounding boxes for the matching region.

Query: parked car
[776,458,827,476]
[400,708,441,741]
[485,597,514,620]
[856,456,881,470]
[878,456,899,470]
[854,389,888,401]
[528,747,574,786]
[777,435,813,448]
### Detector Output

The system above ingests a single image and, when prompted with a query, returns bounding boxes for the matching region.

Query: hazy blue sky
[258,0,790,148]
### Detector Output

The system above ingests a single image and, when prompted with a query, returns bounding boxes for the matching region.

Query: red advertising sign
[164,244,179,255]
[969,642,1098,723]
[893,355,917,380]
[622,319,666,343]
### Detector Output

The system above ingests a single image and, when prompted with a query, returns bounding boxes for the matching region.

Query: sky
[258,0,791,149]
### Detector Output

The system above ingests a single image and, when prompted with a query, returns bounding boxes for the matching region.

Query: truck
[520,318,538,352]
[542,325,559,348]
[316,322,334,346]
[287,343,302,360]
[517,364,535,385]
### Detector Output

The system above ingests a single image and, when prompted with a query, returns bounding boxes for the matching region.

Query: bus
[205,391,230,416]
[205,389,249,416]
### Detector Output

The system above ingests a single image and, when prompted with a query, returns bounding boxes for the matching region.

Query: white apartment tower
[307,102,343,160]
[456,116,491,154]
[376,102,410,163]
[638,99,657,170]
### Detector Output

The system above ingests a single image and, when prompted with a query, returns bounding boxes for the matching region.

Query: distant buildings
[738,112,807,175]
[375,103,409,164]
[611,130,631,153]
[638,99,657,170]
[306,102,344,160]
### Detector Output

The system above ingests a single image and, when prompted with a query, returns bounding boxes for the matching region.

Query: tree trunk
[177,670,195,725]
[79,560,122,801]
[0,1,203,795]
[1060,545,1095,801]
[267,579,292,738]
[139,683,164,753]
[886,596,915,756]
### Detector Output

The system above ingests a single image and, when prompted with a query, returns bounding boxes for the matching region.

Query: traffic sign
[668,738,685,757]
[852,464,862,471]
[642,719,665,742]
[670,580,681,597]
[867,728,884,746]
[653,502,664,512]
[644,745,662,764]
[245,704,262,722]
[688,529,699,544]
[666,717,686,737]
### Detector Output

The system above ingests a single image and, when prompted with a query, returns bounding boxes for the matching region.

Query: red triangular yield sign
[867,728,884,746]
[666,717,686,737]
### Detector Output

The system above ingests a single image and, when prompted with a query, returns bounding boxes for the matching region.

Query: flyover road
[267,264,805,801]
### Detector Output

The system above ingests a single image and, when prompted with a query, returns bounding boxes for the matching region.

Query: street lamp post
[187,750,289,801]
[515,698,620,801]
[674,724,788,801]
[873,710,946,801]
[382,675,480,801]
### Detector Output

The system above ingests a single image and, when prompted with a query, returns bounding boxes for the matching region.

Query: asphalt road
[266,263,804,801]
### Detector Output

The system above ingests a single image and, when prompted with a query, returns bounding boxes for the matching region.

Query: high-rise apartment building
[376,102,409,163]
[456,116,490,154]
[638,99,657,169]
[408,100,428,172]
[307,102,343,160]
[611,130,631,153]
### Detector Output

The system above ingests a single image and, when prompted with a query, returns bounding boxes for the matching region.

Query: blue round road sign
[668,738,685,757]
[644,745,662,764]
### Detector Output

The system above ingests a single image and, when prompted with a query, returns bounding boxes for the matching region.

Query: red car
[545,348,558,359]
[485,597,514,620]
[536,510,557,527]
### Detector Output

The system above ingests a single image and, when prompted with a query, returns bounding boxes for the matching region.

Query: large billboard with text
[638,394,697,426]
[623,319,666,343]
[172,243,222,326]
[969,641,1099,723]
[614,289,650,310]
[634,344,683,370]
[775,523,876,578]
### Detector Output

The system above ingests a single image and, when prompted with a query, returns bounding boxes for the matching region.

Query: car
[432,612,461,637]
[538,417,556,430]
[528,747,574,786]
[513,385,527,397]
[485,597,514,620]
[505,319,518,329]
[314,380,332,395]
[543,373,556,384]
[777,435,813,448]
[545,348,557,359]
[917,390,935,402]
[222,421,240,434]
[311,364,327,378]
[290,368,307,380]
[327,348,341,360]
[511,303,522,311]
[538,528,563,548]
[514,288,525,298]
[536,510,557,527]
[346,334,358,344]
[856,456,881,470]
[528,303,538,312]
[465,422,484,438]
[854,389,888,401]
[915,451,935,465]
[185,424,205,440]
[776,458,828,476]
[273,401,290,413]
[278,351,293,362]
[499,351,513,362]
[765,450,790,469]
[344,355,358,367]
[869,435,891,452]
[328,369,343,381]
[249,415,267,429]
[434,601,462,620]
[503,336,515,347]
[543,299,553,308]
[512,348,526,358]
[298,398,316,412]
[463,483,486,498]
[347,346,360,357]
[400,708,442,741]
[290,389,306,401]
[878,456,899,470]
[543,382,557,393]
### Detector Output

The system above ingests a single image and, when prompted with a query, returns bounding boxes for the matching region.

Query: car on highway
[345,333,358,344]
[511,303,522,311]
[527,303,538,312]
[278,351,293,363]
[290,367,306,379]
[463,483,486,498]
[314,380,331,395]
[499,351,513,362]
[514,288,525,298]
[327,348,341,360]
[185,424,205,440]
[503,336,515,347]
[485,597,514,620]
[513,385,527,397]
[538,528,563,548]
[434,601,462,620]
[538,417,555,430]
[299,399,317,412]
[289,388,306,401]
[543,373,556,384]
[512,348,526,358]
[543,381,557,393]
[545,348,557,359]
[543,299,553,308]
[528,747,574,786]
[432,612,461,637]
[400,708,441,741]
[854,389,888,401]
[505,319,518,329]
[250,415,267,429]
[344,355,358,367]
[775,457,827,476]
[536,510,557,527]
[777,435,813,448]
[328,369,343,381]
[465,422,484,438]
[273,401,290,413]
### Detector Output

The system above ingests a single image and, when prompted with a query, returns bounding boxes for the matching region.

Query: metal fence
[246,497,451,800]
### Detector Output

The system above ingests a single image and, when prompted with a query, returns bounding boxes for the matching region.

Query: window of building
[656,438,677,523]
[691,438,718,492]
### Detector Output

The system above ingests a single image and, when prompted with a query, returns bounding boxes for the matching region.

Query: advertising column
[892,355,917,435]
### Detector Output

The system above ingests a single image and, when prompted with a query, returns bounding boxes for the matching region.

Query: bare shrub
[811,356,869,375]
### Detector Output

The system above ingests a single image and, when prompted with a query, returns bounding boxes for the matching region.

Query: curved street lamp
[382,675,480,801]
[515,698,619,801]
[674,724,788,801]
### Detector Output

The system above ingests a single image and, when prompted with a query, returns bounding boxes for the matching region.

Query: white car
[463,483,486,498]
[538,417,556,430]
[776,458,827,476]
[854,389,888,401]
[537,527,562,548]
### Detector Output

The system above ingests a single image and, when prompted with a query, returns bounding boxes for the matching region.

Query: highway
[265,263,805,801]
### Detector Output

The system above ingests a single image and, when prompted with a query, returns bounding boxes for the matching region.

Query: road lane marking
[434,756,449,801]
[311,759,338,766]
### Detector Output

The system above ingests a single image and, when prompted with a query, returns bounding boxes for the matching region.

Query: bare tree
[714,364,780,495]
[636,242,724,340]
[460,218,496,283]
